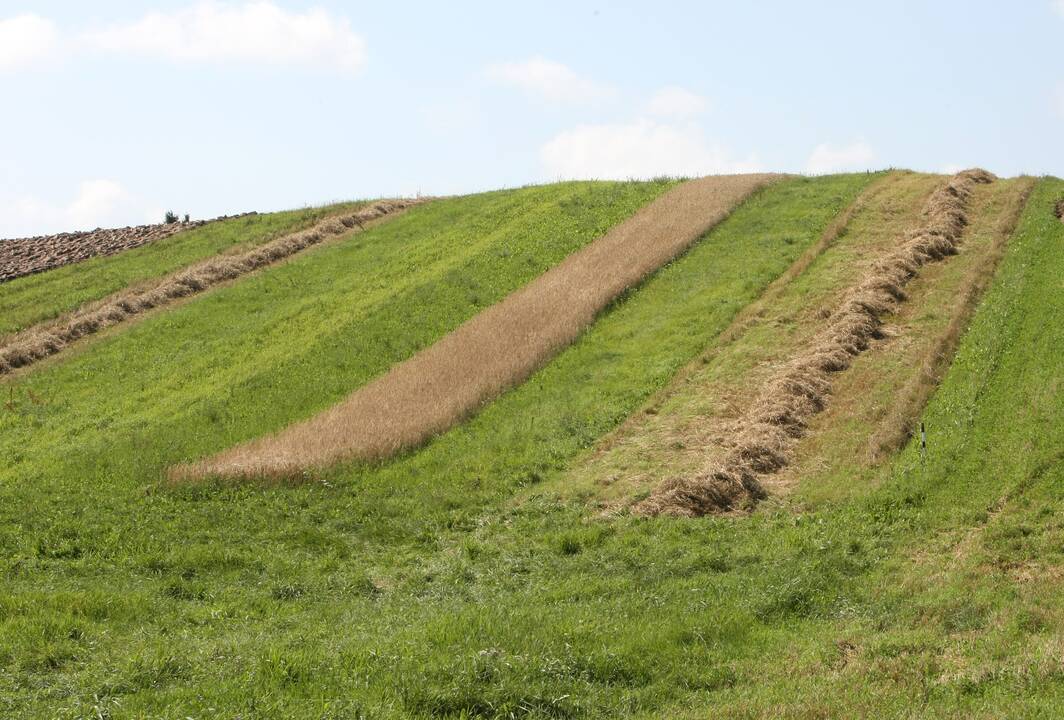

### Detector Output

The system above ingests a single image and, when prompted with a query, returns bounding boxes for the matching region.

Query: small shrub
[164,211,179,225]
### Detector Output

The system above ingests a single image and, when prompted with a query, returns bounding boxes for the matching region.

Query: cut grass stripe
[557,171,941,505]
[640,170,998,515]
[177,174,780,479]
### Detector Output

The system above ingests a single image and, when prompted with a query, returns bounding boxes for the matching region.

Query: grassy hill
[0,173,1060,718]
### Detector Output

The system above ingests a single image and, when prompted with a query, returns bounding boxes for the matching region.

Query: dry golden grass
[174,174,778,480]
[638,169,997,517]
[0,200,420,376]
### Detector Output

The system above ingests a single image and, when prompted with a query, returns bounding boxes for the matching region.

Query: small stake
[920,422,927,464]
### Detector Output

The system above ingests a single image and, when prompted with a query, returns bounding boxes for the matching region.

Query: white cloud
[805,141,877,174]
[485,56,613,104]
[0,14,60,71]
[540,119,761,180]
[1055,0,1064,17]
[646,86,709,118]
[82,1,366,73]
[66,180,132,229]
[0,180,160,238]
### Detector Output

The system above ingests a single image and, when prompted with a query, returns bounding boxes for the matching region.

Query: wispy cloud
[0,180,160,238]
[645,86,709,119]
[1,3,367,74]
[485,56,614,104]
[805,141,877,174]
[1055,0,1064,17]
[82,1,366,73]
[541,119,761,180]
[0,14,60,72]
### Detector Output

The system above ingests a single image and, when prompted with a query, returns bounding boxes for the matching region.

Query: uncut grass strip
[0,199,423,377]
[639,169,996,517]
[175,174,780,480]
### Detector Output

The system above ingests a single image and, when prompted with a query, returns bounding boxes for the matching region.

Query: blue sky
[1,0,1062,236]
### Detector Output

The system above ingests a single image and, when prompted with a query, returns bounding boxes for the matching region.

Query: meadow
[2,173,1060,718]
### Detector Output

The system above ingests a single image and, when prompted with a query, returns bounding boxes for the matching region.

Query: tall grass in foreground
[179,175,779,479]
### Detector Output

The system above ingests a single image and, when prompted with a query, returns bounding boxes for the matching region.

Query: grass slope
[561,174,1034,513]
[0,202,367,336]
[0,180,676,479]
[663,175,1064,718]
[184,174,775,477]
[0,174,873,717]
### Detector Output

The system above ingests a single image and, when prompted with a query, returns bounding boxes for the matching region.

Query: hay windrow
[0,200,422,376]
[1054,198,1064,222]
[637,169,996,517]
[173,174,781,482]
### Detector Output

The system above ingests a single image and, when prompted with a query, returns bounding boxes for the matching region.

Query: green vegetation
[3,173,1058,719]
[0,174,870,717]
[0,202,367,336]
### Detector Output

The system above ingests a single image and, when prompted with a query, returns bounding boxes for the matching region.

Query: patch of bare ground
[0,200,421,376]
[173,174,779,481]
[638,169,998,517]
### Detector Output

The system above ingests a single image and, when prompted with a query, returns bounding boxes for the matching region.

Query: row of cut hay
[637,169,996,517]
[1055,198,1064,222]
[0,200,421,376]
[866,177,1035,460]
[587,173,900,455]
[173,174,780,481]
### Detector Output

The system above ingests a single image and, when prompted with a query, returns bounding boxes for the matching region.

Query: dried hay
[637,169,995,517]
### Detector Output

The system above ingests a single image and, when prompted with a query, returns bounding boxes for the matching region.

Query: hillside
[0,173,1061,718]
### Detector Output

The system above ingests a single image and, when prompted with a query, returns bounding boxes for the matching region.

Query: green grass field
[1,173,1061,719]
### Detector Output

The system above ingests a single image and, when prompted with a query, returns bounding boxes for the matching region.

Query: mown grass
[0,174,873,717]
[0,172,868,714]
[11,172,1057,718]
[0,202,369,336]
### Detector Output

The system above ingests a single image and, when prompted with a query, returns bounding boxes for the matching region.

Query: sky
[1,0,1062,237]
